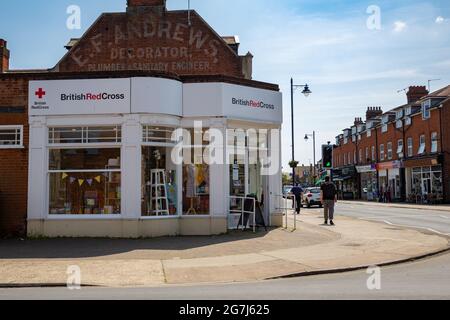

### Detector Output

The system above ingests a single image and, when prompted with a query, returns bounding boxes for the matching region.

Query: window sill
[46,214,122,220]
[0,145,24,150]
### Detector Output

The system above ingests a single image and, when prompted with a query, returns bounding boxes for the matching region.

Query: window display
[182,128,210,215]
[142,146,177,216]
[48,148,121,215]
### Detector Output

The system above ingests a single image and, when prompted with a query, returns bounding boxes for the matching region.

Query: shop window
[182,128,210,215]
[0,125,23,148]
[49,126,121,144]
[407,137,413,157]
[431,132,438,153]
[142,146,177,216]
[143,126,175,144]
[380,144,385,161]
[418,135,426,155]
[48,148,121,215]
[387,142,393,160]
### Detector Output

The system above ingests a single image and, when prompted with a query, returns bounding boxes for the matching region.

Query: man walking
[290,183,304,215]
[320,176,337,225]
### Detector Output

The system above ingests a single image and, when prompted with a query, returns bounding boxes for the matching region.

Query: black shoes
[324,220,328,225]
[330,220,335,226]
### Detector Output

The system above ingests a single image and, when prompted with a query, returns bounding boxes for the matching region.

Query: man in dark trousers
[290,184,304,215]
[320,176,338,225]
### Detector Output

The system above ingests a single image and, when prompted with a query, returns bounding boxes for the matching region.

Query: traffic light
[322,144,333,169]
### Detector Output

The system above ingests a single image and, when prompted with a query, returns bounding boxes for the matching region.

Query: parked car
[282,185,293,198]
[303,187,322,208]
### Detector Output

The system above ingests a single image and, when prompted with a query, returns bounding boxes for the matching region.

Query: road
[334,202,450,236]
[1,202,449,300]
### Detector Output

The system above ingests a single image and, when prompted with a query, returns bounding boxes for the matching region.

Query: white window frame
[422,100,431,120]
[431,132,438,153]
[405,117,412,126]
[387,142,393,160]
[371,146,376,161]
[46,125,123,217]
[367,129,372,138]
[397,139,404,155]
[396,120,403,129]
[380,144,385,161]
[381,124,388,133]
[0,125,24,149]
[407,137,413,157]
[418,135,426,154]
[141,125,181,218]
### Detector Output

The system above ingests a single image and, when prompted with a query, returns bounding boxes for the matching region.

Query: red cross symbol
[35,88,46,99]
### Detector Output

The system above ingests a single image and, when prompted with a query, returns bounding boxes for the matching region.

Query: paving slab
[0,211,448,287]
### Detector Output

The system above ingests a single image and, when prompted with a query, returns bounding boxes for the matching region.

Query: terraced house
[0,0,283,237]
[332,85,450,204]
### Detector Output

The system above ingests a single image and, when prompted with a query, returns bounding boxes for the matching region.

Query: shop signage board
[356,164,377,173]
[377,160,403,171]
[131,77,182,116]
[29,79,131,116]
[183,83,283,123]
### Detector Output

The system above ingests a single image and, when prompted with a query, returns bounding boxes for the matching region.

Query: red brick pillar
[0,39,10,73]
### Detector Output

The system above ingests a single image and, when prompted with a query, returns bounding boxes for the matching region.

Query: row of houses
[331,85,450,204]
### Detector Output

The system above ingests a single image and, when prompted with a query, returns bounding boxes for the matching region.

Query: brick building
[0,0,283,237]
[332,85,450,204]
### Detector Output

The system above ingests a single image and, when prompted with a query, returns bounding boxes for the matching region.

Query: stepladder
[148,169,170,216]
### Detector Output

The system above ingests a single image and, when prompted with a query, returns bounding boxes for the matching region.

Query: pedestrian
[290,183,304,215]
[320,176,338,225]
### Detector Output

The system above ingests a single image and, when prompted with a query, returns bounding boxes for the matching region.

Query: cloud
[436,16,446,24]
[393,21,407,32]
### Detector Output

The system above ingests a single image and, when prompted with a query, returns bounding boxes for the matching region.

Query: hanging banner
[78,179,85,187]
[94,176,102,183]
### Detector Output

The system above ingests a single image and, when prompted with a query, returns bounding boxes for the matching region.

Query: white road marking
[358,218,450,237]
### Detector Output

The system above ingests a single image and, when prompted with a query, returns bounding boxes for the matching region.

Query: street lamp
[304,131,317,185]
[290,78,312,186]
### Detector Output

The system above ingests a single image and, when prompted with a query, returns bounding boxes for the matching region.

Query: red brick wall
[440,100,450,201]
[0,78,28,236]
[57,10,244,77]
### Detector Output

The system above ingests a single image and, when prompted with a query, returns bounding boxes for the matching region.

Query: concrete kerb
[266,246,450,281]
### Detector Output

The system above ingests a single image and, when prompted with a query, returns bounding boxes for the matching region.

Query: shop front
[332,166,358,200]
[27,77,282,238]
[356,164,378,201]
[376,161,404,202]
[404,157,444,204]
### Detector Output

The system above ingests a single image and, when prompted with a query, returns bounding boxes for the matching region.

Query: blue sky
[1,0,450,169]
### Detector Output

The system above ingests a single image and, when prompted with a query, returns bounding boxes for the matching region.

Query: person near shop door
[320,176,338,226]
[290,184,304,215]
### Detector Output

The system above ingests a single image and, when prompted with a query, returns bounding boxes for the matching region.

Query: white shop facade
[27,76,283,238]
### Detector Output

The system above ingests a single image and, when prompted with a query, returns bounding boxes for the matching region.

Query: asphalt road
[1,251,450,300]
[1,202,449,300]
[334,202,450,236]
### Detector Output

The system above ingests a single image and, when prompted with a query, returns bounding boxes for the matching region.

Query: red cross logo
[35,88,46,99]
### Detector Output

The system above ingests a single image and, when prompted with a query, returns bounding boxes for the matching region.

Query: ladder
[149,169,170,216]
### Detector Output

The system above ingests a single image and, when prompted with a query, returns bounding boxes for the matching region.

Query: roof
[222,36,240,45]
[426,85,450,98]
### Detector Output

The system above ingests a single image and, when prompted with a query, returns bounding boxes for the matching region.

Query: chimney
[127,0,166,13]
[354,117,363,126]
[241,52,253,80]
[406,86,428,104]
[0,39,10,73]
[366,107,383,120]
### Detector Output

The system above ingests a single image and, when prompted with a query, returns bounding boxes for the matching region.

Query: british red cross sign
[35,88,46,99]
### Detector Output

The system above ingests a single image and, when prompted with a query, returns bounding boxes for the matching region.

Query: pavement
[339,200,450,212]
[0,209,448,288]
[4,251,450,300]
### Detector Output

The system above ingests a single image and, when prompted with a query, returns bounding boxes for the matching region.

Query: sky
[1,0,450,170]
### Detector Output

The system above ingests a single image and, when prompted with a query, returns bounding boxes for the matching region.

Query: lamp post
[290,78,312,186]
[304,131,316,185]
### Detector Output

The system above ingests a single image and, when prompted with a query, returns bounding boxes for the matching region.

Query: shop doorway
[228,131,268,229]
